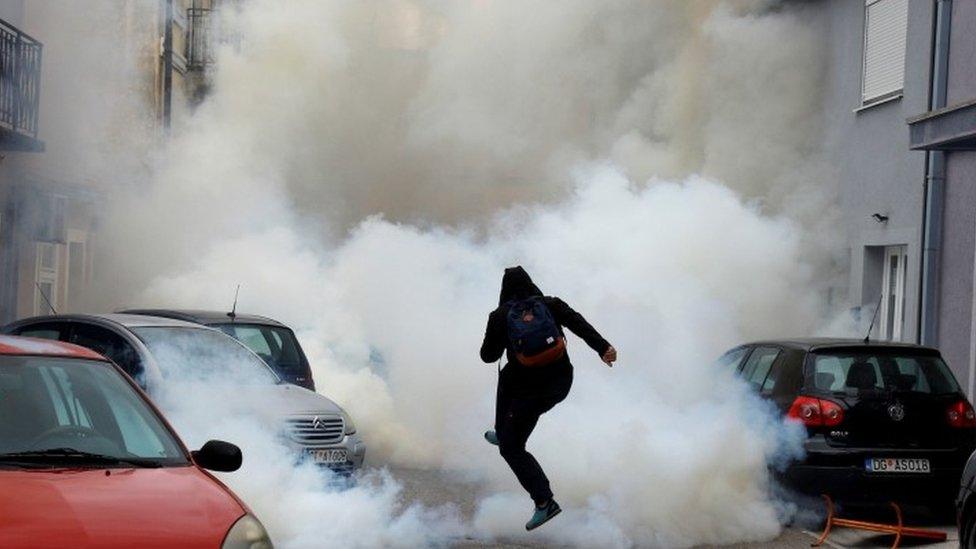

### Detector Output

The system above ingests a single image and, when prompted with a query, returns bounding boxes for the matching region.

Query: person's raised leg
[497,398,553,507]
[486,371,513,447]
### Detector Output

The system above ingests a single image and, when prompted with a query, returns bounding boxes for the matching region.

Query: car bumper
[781,464,961,504]
[779,440,972,505]
[286,432,366,475]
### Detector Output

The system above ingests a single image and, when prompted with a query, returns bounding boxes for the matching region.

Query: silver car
[2,314,365,473]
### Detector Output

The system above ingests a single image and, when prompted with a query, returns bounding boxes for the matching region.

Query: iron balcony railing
[187,7,213,70]
[0,18,41,140]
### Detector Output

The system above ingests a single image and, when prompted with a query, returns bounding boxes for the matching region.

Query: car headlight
[340,408,357,435]
[222,514,273,549]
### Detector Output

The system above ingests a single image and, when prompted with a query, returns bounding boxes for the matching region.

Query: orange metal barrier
[811,495,947,549]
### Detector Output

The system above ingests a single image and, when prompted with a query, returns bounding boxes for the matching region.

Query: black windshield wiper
[0,448,163,468]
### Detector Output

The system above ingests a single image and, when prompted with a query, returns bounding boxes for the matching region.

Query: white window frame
[66,229,90,313]
[879,245,908,341]
[860,0,909,106]
[34,241,61,315]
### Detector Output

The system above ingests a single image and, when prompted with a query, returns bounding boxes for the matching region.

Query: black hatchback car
[121,309,316,391]
[720,338,976,508]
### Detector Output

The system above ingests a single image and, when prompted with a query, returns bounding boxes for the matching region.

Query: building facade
[821,0,976,393]
[820,0,931,346]
[0,0,213,324]
[907,0,976,394]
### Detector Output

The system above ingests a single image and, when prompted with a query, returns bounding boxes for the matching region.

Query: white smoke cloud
[138,167,813,546]
[154,377,466,549]
[82,0,844,546]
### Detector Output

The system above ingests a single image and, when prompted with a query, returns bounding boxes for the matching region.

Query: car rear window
[807,350,961,395]
[214,324,306,373]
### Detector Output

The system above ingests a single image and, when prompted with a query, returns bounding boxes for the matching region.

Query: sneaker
[484,430,499,446]
[525,499,561,531]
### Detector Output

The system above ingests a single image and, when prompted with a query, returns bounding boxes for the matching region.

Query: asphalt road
[386,466,959,548]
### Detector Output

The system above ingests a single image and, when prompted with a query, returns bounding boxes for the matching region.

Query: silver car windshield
[0,356,187,466]
[132,327,280,385]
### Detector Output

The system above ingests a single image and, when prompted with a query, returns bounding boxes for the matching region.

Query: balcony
[0,18,42,152]
[187,8,213,71]
[908,98,976,152]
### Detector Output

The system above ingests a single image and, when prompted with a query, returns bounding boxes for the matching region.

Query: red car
[0,335,272,549]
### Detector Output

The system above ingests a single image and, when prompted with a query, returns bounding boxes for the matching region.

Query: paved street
[388,467,958,548]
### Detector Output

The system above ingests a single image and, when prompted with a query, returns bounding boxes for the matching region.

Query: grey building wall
[939,153,976,385]
[937,0,976,393]
[820,0,933,342]
[0,0,24,27]
[947,0,976,105]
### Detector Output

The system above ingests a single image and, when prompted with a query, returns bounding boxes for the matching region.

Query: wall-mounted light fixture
[871,213,889,223]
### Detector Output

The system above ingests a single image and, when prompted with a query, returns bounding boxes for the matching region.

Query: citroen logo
[887,402,905,422]
[312,416,326,430]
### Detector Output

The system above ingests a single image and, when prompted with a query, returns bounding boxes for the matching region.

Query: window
[808,351,960,395]
[739,347,781,391]
[67,241,84,311]
[34,242,60,315]
[234,327,273,356]
[14,322,68,342]
[66,230,90,313]
[34,194,66,242]
[69,324,143,382]
[0,355,187,463]
[132,326,279,384]
[760,360,784,396]
[187,7,213,70]
[38,366,95,428]
[861,0,908,105]
[714,347,749,371]
[216,324,306,373]
[879,245,907,341]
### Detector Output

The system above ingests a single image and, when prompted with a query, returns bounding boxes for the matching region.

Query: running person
[480,266,616,530]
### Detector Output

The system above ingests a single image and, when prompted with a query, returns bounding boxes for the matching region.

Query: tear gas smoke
[98,0,837,299]
[79,0,843,547]
[137,168,813,547]
[147,339,466,548]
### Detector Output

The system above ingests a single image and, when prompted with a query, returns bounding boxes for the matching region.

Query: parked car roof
[0,334,107,360]
[119,309,288,328]
[6,313,207,330]
[743,337,940,353]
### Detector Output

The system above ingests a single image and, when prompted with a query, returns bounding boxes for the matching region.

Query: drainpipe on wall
[919,0,951,347]
[0,197,19,324]
[162,0,174,130]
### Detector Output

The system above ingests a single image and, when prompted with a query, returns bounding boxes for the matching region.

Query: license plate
[864,457,930,473]
[305,448,348,464]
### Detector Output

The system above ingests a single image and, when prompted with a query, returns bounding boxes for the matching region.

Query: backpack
[506,297,566,367]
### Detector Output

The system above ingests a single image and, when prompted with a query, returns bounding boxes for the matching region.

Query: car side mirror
[191,440,242,472]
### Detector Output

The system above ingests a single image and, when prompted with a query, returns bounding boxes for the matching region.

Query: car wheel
[963,506,976,549]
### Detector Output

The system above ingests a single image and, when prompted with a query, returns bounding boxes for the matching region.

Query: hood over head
[499,266,543,305]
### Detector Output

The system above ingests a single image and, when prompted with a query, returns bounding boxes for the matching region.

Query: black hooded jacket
[480,267,610,371]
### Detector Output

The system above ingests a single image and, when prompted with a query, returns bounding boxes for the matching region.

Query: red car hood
[0,466,245,549]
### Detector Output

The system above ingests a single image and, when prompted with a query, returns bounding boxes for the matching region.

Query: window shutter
[862,0,908,104]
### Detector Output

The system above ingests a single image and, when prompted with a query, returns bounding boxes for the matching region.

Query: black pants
[495,364,573,506]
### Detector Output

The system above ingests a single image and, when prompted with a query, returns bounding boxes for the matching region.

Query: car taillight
[788,396,844,427]
[947,400,976,428]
